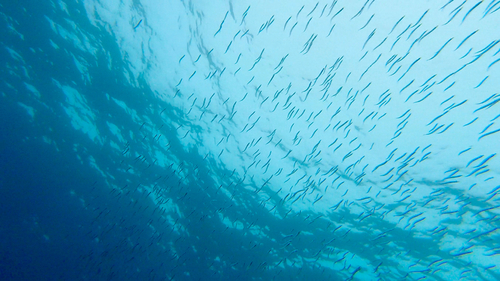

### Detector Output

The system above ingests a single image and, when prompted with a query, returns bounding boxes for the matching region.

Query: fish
[133,19,142,29]
[13,0,500,280]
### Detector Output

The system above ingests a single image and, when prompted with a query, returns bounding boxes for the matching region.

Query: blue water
[1,0,500,280]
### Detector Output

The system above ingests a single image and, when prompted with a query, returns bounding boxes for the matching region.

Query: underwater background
[1,0,500,280]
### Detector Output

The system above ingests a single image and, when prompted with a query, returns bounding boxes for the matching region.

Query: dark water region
[1,0,500,280]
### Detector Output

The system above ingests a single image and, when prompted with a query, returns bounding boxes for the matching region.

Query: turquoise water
[1,0,499,280]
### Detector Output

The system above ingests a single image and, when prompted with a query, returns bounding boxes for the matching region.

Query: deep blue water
[1,0,500,280]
